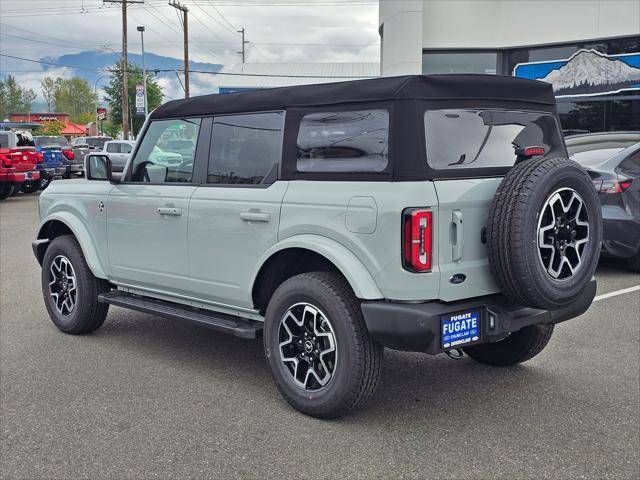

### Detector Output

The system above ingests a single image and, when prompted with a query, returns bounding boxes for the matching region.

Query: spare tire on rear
[487,157,602,310]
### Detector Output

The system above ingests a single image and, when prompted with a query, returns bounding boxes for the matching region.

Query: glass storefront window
[422,51,497,75]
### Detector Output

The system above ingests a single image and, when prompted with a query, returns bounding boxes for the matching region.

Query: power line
[0,53,112,72]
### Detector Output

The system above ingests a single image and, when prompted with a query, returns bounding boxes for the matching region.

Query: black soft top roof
[151,74,556,119]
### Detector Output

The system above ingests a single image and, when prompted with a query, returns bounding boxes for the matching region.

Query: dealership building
[379,0,640,133]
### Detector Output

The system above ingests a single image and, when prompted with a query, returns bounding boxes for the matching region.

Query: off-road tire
[0,184,13,200]
[463,324,554,366]
[264,272,383,418]
[41,235,110,334]
[487,157,602,310]
[21,180,41,194]
[628,250,640,273]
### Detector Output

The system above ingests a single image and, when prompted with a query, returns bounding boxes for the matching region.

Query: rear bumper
[0,172,26,182]
[361,279,597,354]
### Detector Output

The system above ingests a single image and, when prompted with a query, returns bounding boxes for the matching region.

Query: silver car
[102,140,135,172]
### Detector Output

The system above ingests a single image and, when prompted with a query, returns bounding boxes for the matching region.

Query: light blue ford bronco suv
[34,75,602,418]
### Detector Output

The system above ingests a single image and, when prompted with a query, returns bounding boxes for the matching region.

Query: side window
[129,118,201,183]
[106,143,119,153]
[296,110,389,173]
[121,143,133,154]
[208,111,284,184]
[619,150,640,176]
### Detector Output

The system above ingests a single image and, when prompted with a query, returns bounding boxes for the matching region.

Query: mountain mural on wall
[513,49,640,97]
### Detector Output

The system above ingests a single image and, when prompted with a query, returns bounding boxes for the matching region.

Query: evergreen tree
[103,61,163,136]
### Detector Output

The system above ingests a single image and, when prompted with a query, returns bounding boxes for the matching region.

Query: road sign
[96,107,107,121]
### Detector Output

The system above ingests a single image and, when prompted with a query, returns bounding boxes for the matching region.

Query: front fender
[251,234,383,300]
[36,212,107,279]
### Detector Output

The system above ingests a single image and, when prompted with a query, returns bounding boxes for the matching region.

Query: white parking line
[593,285,640,302]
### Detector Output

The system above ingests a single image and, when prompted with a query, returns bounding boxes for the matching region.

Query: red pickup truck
[0,147,41,200]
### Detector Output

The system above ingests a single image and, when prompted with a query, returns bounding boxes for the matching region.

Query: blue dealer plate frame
[441,309,481,349]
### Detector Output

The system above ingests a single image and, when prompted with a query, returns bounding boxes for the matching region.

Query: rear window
[86,137,109,149]
[34,136,69,147]
[0,133,9,148]
[425,109,564,170]
[296,110,389,173]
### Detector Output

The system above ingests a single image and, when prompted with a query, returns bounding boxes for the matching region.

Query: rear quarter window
[425,109,565,170]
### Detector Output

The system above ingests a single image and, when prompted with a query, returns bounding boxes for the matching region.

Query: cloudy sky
[0,0,380,103]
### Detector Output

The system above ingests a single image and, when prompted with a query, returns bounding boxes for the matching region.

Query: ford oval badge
[449,273,466,284]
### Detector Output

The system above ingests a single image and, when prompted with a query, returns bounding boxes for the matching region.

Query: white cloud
[1,0,380,102]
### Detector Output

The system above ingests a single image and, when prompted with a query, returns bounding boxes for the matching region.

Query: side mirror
[85,154,112,181]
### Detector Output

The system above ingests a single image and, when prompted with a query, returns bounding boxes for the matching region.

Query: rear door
[187,111,287,309]
[426,108,566,301]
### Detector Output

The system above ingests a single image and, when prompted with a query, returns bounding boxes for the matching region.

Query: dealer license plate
[24,172,32,179]
[441,310,481,349]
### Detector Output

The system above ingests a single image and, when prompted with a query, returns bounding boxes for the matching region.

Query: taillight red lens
[1,154,12,168]
[594,178,632,194]
[402,208,432,272]
[36,152,44,164]
[523,146,545,156]
[63,149,75,160]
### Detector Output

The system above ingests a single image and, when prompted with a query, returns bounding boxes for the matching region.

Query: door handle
[451,210,463,262]
[240,211,271,222]
[157,206,182,216]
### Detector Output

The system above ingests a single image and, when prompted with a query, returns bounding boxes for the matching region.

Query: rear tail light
[1,154,12,168]
[63,149,74,160]
[515,146,546,157]
[593,178,633,194]
[36,152,44,164]
[402,208,433,272]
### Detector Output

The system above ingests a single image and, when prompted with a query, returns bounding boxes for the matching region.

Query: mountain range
[37,50,223,104]
[541,50,640,94]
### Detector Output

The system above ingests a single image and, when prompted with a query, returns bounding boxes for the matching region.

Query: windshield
[570,148,624,167]
[34,136,69,147]
[425,109,565,169]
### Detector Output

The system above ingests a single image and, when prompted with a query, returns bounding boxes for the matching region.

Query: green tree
[41,77,56,112]
[103,61,163,136]
[39,119,66,136]
[51,77,96,123]
[74,112,95,125]
[0,75,37,118]
[102,121,121,139]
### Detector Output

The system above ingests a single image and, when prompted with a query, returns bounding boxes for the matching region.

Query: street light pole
[137,25,148,118]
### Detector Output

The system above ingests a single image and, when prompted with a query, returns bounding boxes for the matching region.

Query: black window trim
[199,109,286,188]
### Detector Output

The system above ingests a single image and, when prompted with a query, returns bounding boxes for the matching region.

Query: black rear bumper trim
[361,279,597,354]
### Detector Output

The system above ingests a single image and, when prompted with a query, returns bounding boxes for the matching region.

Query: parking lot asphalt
[1,192,639,480]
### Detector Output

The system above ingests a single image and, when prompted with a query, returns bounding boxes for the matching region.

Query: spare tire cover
[487,157,602,310]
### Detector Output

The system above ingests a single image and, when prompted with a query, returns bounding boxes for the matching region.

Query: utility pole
[237,28,249,63]
[103,0,144,139]
[169,0,189,98]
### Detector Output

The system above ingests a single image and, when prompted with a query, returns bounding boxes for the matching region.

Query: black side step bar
[98,291,263,339]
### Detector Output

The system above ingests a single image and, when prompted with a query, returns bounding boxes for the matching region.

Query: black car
[569,138,640,271]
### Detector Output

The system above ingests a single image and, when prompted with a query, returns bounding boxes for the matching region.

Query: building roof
[209,62,380,90]
[152,74,556,120]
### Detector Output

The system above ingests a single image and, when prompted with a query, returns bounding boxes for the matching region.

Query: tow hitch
[445,348,464,360]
